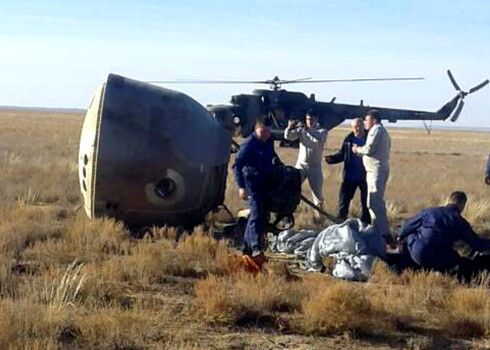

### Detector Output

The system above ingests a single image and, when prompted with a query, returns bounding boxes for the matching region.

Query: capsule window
[84,154,89,165]
[155,178,176,198]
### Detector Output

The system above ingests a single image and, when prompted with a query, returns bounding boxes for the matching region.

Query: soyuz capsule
[78,74,232,228]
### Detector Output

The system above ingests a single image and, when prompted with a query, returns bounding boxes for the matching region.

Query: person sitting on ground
[283,110,327,217]
[325,117,371,224]
[390,191,490,281]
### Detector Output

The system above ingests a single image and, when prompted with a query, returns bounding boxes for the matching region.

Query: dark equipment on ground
[79,70,488,228]
[264,162,302,234]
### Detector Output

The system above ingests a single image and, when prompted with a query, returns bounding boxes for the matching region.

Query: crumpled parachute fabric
[271,229,318,257]
[269,219,386,282]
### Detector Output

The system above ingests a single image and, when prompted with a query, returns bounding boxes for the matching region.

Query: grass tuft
[195,272,304,327]
[438,287,490,338]
[300,281,388,335]
[32,261,87,311]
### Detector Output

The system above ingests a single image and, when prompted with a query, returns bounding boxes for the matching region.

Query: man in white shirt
[352,110,392,244]
[284,110,327,210]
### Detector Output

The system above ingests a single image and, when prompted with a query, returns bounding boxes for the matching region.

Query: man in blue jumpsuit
[233,119,276,266]
[392,191,490,281]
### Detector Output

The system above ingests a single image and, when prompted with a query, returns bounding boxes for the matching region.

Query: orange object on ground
[240,253,267,273]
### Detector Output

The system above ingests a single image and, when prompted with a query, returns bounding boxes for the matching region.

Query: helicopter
[149,70,489,140]
[78,70,488,229]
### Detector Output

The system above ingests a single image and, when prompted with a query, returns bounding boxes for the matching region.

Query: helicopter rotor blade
[447,70,461,91]
[148,77,314,85]
[147,79,269,84]
[286,77,424,84]
[469,79,489,94]
[283,77,313,83]
[262,77,313,86]
[147,76,423,85]
[450,99,464,122]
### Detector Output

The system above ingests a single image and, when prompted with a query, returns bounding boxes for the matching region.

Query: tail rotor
[447,69,489,122]
[450,100,465,122]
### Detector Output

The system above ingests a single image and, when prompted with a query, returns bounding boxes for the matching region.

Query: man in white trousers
[284,110,327,215]
[352,110,393,245]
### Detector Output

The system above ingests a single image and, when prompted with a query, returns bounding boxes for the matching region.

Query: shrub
[300,282,382,335]
[438,287,490,338]
[195,272,304,326]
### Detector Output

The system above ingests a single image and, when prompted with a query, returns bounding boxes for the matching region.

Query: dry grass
[0,298,67,349]
[195,266,490,339]
[300,281,381,335]
[0,204,66,258]
[33,261,87,311]
[72,308,162,348]
[117,228,234,282]
[439,287,490,337]
[64,216,130,260]
[194,266,490,339]
[463,196,490,229]
[195,271,305,326]
[2,108,490,348]
[0,256,18,298]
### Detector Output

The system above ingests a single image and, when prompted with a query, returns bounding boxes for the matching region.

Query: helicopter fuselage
[209,88,457,140]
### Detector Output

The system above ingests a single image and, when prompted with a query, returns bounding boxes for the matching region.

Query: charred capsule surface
[79,74,232,228]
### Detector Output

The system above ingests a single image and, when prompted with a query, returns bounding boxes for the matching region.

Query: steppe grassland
[1,108,490,349]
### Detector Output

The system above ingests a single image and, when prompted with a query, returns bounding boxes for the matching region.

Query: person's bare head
[350,117,364,137]
[255,118,272,141]
[306,110,318,128]
[364,110,381,131]
[449,191,467,213]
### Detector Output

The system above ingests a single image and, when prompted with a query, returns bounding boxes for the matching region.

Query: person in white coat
[284,110,327,210]
[352,110,393,244]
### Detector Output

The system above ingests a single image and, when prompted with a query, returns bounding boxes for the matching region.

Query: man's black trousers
[337,179,371,224]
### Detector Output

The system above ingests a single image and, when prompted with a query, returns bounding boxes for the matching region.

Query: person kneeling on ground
[388,191,490,281]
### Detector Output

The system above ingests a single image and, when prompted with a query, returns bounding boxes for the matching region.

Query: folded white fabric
[306,219,386,281]
[270,219,386,282]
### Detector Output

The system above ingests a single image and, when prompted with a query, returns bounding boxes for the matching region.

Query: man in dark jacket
[485,154,490,185]
[324,118,370,224]
[394,191,490,280]
[233,119,276,268]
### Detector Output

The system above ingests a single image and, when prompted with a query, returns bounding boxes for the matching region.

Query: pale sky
[0,0,489,127]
